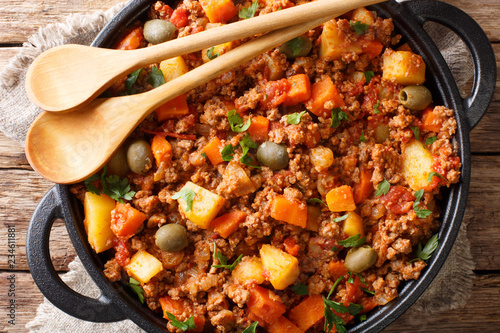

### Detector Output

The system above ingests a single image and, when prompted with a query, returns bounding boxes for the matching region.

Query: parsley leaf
[364,71,375,83]
[307,198,327,206]
[347,271,367,285]
[128,278,145,303]
[375,179,390,197]
[347,303,363,316]
[413,189,432,218]
[327,276,345,299]
[84,166,136,203]
[239,134,260,168]
[360,314,367,322]
[291,282,309,295]
[373,100,380,114]
[147,66,165,88]
[330,108,349,128]
[201,152,207,159]
[323,297,348,333]
[172,187,197,212]
[425,136,437,145]
[242,321,259,333]
[212,243,243,271]
[165,312,197,331]
[287,110,307,125]
[206,46,219,60]
[408,233,439,263]
[238,1,259,19]
[338,234,366,248]
[227,110,251,133]
[125,68,142,95]
[427,171,447,183]
[333,213,349,223]
[284,37,304,57]
[410,126,420,140]
[350,21,370,35]
[360,130,366,143]
[361,287,375,295]
[221,144,235,162]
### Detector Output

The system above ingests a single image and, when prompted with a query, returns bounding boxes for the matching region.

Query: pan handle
[26,186,126,322]
[403,0,496,130]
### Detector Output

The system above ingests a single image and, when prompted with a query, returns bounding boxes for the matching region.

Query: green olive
[107,145,130,178]
[155,223,188,252]
[375,124,390,143]
[126,139,153,175]
[279,35,313,59]
[399,85,432,111]
[344,245,378,273]
[143,19,176,44]
[256,141,289,170]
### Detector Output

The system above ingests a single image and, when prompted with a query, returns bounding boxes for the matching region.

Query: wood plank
[0,0,125,44]
[0,47,21,73]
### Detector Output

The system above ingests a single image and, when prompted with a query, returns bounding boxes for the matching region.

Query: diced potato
[260,244,300,290]
[342,211,364,238]
[382,49,426,85]
[159,56,188,83]
[83,192,116,253]
[232,256,265,285]
[176,181,226,229]
[326,185,356,212]
[320,20,361,60]
[351,7,375,25]
[125,249,163,284]
[402,139,434,190]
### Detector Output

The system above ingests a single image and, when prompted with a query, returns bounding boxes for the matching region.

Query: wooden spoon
[25,0,383,112]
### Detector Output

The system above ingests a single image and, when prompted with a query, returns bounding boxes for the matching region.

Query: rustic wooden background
[0,0,498,332]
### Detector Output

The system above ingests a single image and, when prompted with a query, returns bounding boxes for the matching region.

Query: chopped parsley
[221,143,235,162]
[206,46,219,60]
[374,179,390,197]
[287,110,307,125]
[147,66,165,88]
[284,36,304,57]
[239,134,260,168]
[338,234,366,248]
[410,126,420,140]
[373,100,380,114]
[408,233,439,263]
[127,278,144,303]
[347,271,366,285]
[350,21,370,35]
[333,213,349,223]
[85,166,136,203]
[330,108,349,128]
[242,321,259,333]
[364,71,375,83]
[165,312,197,331]
[238,1,259,19]
[172,187,197,212]
[125,68,142,95]
[413,189,432,218]
[291,282,309,295]
[212,242,243,271]
[360,130,366,143]
[327,276,345,299]
[201,152,207,159]
[425,136,437,145]
[427,171,447,183]
[227,110,251,133]
[359,314,367,322]
[361,287,375,295]
[307,198,327,206]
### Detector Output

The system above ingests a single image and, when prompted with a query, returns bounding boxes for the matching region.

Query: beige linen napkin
[0,1,475,332]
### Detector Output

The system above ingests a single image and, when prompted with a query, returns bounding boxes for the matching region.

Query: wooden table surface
[0,0,498,332]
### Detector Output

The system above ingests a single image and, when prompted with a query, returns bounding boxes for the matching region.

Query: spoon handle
[125,0,383,69]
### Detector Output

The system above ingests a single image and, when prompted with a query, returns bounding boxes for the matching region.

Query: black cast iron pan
[26,0,496,331]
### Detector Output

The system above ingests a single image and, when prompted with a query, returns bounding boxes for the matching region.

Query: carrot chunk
[420,107,443,132]
[248,116,270,143]
[288,295,324,331]
[305,76,344,117]
[151,134,172,166]
[270,195,307,228]
[113,26,144,50]
[202,137,224,166]
[159,296,205,332]
[352,167,374,204]
[268,316,305,333]
[325,185,356,212]
[283,74,312,106]
[247,285,286,323]
[211,211,247,238]
[200,0,237,23]
[110,202,147,238]
[155,94,190,122]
